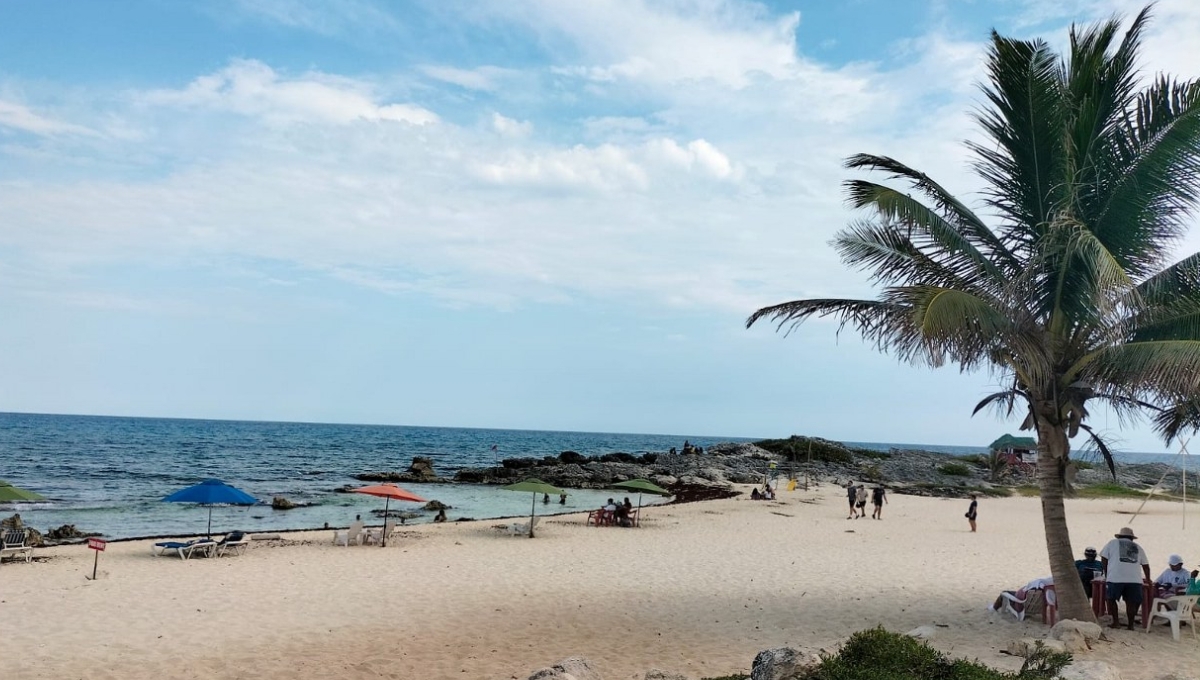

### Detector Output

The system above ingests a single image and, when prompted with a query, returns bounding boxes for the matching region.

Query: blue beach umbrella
[162,478,258,537]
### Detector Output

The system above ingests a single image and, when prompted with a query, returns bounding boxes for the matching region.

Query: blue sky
[2,1,1198,453]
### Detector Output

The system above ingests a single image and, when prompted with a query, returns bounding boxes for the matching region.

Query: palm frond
[1077,423,1117,479]
[843,154,1017,270]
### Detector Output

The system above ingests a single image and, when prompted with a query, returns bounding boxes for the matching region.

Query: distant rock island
[350,436,1188,501]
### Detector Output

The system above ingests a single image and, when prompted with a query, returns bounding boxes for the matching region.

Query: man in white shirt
[1099,526,1151,630]
[1155,554,1190,596]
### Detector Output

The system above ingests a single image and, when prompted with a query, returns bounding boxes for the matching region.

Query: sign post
[86,537,106,580]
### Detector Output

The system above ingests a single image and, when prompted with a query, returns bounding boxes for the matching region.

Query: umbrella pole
[636,492,643,528]
[529,492,536,538]
[382,496,391,547]
[207,505,213,538]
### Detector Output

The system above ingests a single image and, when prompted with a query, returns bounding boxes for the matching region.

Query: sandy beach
[2,485,1196,680]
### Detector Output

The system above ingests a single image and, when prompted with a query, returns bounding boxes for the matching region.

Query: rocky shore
[352,436,1189,501]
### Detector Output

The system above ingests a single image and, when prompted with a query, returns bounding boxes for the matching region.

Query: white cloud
[143,59,438,126]
[475,0,801,88]
[492,113,533,137]
[422,65,513,92]
[0,100,97,137]
[227,0,401,36]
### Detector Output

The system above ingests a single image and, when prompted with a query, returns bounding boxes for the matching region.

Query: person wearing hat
[1154,554,1191,596]
[1098,527,1151,630]
[1074,547,1104,599]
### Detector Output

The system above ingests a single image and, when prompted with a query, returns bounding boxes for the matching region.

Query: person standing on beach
[965,495,978,532]
[854,485,868,519]
[871,485,887,519]
[846,482,858,519]
[1099,527,1151,630]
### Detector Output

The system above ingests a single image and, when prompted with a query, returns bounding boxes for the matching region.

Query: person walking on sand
[871,485,887,519]
[846,481,858,519]
[965,494,978,532]
[1099,526,1151,630]
[854,485,868,519]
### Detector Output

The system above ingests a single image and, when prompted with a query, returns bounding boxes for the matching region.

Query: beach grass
[795,628,1070,680]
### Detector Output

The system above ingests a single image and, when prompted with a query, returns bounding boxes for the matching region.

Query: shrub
[798,628,1070,680]
[860,464,884,482]
[954,454,988,467]
[938,462,973,477]
[852,447,893,460]
[754,436,854,465]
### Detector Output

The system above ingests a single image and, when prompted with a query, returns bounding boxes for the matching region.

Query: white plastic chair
[506,516,540,537]
[333,521,364,546]
[0,529,33,563]
[1145,595,1198,641]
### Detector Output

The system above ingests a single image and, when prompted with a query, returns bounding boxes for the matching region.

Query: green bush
[799,628,1070,680]
[852,447,893,460]
[754,436,854,465]
[938,462,973,477]
[954,454,988,467]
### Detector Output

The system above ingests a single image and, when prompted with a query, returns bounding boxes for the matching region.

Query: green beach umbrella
[0,480,46,503]
[612,478,672,527]
[500,478,565,538]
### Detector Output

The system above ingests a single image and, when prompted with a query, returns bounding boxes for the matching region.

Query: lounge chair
[152,538,216,560]
[215,530,251,557]
[1146,595,1198,641]
[0,529,33,564]
[506,516,540,537]
[364,520,397,546]
[333,521,364,547]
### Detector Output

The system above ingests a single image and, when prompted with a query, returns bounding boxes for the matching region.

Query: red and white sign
[87,538,106,551]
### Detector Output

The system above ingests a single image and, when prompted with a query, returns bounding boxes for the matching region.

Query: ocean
[0,412,1185,540]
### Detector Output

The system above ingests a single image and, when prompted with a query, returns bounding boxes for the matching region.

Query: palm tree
[747,7,1200,622]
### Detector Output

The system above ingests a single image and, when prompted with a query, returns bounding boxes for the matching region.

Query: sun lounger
[506,516,540,536]
[0,529,33,564]
[333,521,364,546]
[364,520,397,546]
[215,531,250,557]
[152,538,216,560]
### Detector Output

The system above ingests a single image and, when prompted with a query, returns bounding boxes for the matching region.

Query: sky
[2,1,1199,453]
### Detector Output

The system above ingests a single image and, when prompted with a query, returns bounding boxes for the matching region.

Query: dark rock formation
[43,524,100,544]
[271,496,298,510]
[423,500,451,511]
[356,456,451,484]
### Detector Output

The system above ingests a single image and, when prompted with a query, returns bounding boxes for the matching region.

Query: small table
[1091,579,1153,624]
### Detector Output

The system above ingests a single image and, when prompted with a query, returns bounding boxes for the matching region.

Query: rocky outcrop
[1049,619,1102,653]
[750,647,821,680]
[43,524,99,544]
[356,457,451,484]
[423,500,451,511]
[643,671,690,680]
[528,657,602,680]
[271,496,297,510]
[1059,660,1121,680]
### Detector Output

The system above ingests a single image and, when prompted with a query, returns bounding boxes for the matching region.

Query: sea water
[0,412,1183,539]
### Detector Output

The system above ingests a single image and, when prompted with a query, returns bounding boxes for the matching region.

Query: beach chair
[215,531,251,557]
[333,521,364,547]
[364,520,397,546]
[0,529,33,564]
[151,538,216,560]
[506,516,539,537]
[1145,595,1198,641]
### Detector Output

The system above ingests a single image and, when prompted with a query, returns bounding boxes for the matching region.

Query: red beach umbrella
[351,484,427,547]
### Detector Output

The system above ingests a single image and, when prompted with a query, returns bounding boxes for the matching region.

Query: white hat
[1169,554,1184,566]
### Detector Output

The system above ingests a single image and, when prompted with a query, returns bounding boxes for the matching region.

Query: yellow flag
[787,479,797,492]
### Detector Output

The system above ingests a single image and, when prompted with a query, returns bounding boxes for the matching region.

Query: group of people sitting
[601,497,635,527]
[750,485,775,501]
[993,526,1200,630]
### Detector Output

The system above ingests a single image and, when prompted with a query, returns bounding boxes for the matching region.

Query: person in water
[433,508,447,523]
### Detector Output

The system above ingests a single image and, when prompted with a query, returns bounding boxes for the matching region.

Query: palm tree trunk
[1036,416,1095,623]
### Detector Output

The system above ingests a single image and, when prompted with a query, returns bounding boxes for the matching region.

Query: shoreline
[5,485,1195,680]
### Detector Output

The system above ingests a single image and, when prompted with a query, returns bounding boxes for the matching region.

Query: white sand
[2,485,1197,680]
